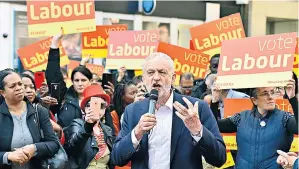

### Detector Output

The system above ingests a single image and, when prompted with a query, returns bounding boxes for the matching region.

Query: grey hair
[142,52,174,73]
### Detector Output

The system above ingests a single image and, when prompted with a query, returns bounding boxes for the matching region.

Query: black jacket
[57,86,82,128]
[0,100,60,169]
[191,78,207,99]
[46,48,68,115]
[64,119,115,169]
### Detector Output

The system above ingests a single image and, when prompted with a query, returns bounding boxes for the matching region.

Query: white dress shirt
[131,92,203,169]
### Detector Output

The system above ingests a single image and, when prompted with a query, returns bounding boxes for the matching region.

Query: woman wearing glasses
[217,79,298,169]
[63,85,115,169]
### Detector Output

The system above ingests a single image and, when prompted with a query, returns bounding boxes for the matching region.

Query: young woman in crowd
[21,73,65,144]
[111,81,137,136]
[64,85,115,169]
[216,79,298,169]
[0,69,59,169]
[46,31,113,131]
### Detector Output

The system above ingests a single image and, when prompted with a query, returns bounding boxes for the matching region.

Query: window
[266,18,298,35]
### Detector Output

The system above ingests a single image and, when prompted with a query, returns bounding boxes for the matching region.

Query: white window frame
[0,3,27,69]
[171,18,204,45]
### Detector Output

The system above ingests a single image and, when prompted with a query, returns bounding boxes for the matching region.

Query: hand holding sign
[51,27,64,49]
[80,54,91,65]
[285,79,296,99]
[212,84,221,103]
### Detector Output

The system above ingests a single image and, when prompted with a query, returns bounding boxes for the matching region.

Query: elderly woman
[0,69,59,169]
[64,85,115,169]
[217,79,298,169]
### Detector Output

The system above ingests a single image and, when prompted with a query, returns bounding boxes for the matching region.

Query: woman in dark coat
[64,85,115,169]
[0,69,59,169]
[21,73,65,144]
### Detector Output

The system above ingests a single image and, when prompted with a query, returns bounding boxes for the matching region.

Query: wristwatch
[191,127,203,137]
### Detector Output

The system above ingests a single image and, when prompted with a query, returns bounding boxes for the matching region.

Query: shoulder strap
[35,103,44,139]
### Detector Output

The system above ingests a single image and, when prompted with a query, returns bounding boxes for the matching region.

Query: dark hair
[21,73,36,91]
[158,23,170,32]
[71,66,92,81]
[180,72,194,83]
[60,68,68,77]
[132,75,143,85]
[292,72,298,95]
[0,69,18,90]
[113,81,135,121]
[23,70,34,76]
[200,90,212,100]
[210,54,220,64]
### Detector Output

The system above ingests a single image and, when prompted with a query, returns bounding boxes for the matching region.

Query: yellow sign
[216,151,235,169]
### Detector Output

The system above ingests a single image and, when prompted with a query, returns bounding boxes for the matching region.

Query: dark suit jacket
[111,92,226,169]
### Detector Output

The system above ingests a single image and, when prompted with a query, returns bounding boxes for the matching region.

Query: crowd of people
[0,31,298,169]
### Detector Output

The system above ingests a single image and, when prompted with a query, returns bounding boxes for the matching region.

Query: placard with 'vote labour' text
[26,0,96,37]
[81,25,128,58]
[157,42,210,85]
[190,13,246,58]
[18,37,69,72]
[215,32,297,89]
[106,30,159,70]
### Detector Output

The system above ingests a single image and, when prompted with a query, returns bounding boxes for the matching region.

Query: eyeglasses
[257,90,276,98]
[274,87,285,93]
[181,86,193,90]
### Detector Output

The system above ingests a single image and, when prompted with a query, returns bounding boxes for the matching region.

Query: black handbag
[35,104,70,169]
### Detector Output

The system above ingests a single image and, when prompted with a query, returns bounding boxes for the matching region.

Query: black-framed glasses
[257,90,276,98]
[274,87,285,93]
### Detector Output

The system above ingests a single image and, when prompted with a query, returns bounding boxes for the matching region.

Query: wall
[248,0,298,36]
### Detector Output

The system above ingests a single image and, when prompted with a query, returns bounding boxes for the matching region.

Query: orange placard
[157,42,209,80]
[18,37,69,72]
[67,60,104,78]
[190,13,246,57]
[27,0,96,37]
[190,40,194,50]
[224,98,294,118]
[82,25,128,58]
[215,33,296,89]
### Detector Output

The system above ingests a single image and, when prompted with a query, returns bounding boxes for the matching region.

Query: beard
[146,84,172,101]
